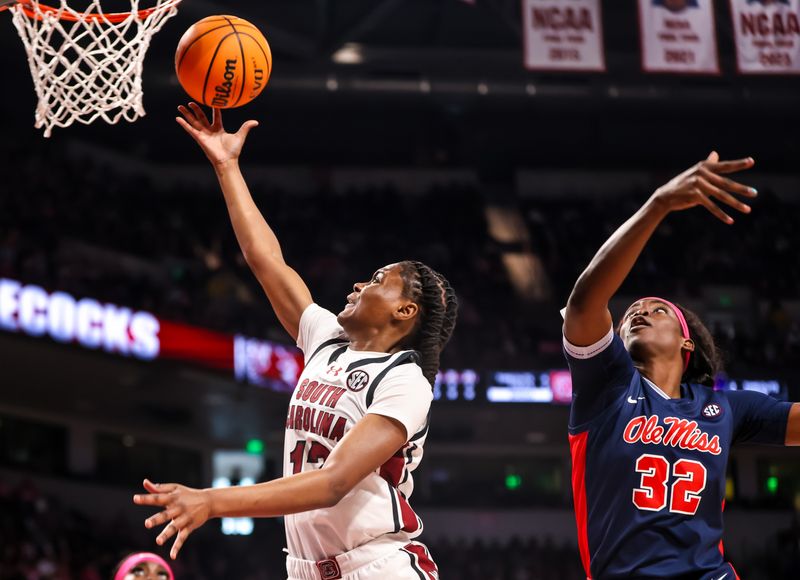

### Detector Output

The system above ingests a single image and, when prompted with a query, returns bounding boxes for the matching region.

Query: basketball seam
[177,24,245,72]
[223,15,247,107]
[201,31,237,107]
[234,32,272,78]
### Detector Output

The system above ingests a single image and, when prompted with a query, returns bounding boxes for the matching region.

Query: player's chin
[336,304,356,323]
[624,333,649,353]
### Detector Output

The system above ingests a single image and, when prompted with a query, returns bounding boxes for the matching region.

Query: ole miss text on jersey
[564,327,791,579]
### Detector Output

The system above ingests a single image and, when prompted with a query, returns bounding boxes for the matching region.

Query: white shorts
[286,540,437,580]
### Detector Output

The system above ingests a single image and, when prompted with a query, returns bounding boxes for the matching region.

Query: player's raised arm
[564,152,756,347]
[176,103,312,341]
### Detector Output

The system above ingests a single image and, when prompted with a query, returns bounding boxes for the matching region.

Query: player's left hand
[133,478,212,559]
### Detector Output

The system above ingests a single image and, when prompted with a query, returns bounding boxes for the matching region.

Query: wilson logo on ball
[346,370,370,392]
[702,403,722,418]
[175,15,272,109]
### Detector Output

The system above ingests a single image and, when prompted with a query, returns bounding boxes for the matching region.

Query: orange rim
[2,0,180,22]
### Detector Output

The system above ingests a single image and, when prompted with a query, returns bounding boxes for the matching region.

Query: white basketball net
[9,0,180,137]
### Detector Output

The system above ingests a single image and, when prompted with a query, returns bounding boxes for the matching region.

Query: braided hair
[398,261,459,386]
[675,303,723,386]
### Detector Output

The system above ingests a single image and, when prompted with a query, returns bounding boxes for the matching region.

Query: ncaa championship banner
[730,0,800,74]
[638,0,720,73]
[522,0,605,71]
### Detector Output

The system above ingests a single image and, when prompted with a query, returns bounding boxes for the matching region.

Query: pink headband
[114,553,174,580]
[637,297,691,372]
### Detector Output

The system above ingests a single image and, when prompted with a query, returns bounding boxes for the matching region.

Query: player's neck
[635,360,684,398]
[342,318,414,355]
[345,328,408,355]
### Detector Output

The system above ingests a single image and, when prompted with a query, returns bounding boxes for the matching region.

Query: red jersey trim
[569,431,592,578]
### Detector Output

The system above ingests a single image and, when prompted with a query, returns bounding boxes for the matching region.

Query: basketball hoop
[3,0,181,137]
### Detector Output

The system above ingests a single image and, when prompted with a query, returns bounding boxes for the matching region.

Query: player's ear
[394,301,419,321]
[682,338,695,353]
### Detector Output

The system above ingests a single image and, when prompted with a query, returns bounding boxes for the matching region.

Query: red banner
[638,0,720,73]
[730,0,800,74]
[522,0,606,71]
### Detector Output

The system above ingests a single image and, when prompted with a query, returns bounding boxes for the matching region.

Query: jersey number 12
[632,453,707,515]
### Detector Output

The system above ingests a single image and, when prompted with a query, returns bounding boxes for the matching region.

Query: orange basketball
[175,15,272,108]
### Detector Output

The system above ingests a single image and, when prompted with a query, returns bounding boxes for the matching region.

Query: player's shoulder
[344,350,427,402]
[347,350,425,383]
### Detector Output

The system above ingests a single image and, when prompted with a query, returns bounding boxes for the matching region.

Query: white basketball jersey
[283,304,432,561]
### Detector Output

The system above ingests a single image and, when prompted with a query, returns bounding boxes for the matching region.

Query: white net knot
[10,0,180,137]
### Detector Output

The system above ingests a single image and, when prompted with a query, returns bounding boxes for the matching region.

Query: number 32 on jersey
[632,453,707,515]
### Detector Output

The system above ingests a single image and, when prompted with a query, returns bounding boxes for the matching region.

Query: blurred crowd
[1,142,799,372]
[523,190,800,371]
[0,144,513,371]
[1,479,797,579]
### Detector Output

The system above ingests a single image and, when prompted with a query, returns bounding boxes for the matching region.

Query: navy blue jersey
[564,328,792,579]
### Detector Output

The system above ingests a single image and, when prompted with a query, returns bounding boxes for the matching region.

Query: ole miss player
[563,152,800,578]
[133,104,457,579]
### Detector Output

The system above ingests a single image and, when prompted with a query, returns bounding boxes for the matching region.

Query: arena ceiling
[1,0,799,167]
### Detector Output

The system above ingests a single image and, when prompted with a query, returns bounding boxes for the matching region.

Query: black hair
[677,304,723,386]
[616,301,723,386]
[399,261,459,386]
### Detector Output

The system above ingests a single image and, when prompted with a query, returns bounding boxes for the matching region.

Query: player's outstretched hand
[176,103,258,167]
[651,152,757,224]
[134,478,212,559]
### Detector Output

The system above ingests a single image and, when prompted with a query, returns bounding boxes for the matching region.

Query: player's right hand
[649,152,757,224]
[176,102,258,168]
[134,478,211,560]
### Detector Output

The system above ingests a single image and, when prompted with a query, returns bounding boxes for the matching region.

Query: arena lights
[0,278,160,359]
[245,439,265,455]
[212,451,263,537]
[0,277,304,390]
[0,278,790,403]
[766,476,779,495]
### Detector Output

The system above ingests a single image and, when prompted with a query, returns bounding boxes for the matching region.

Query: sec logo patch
[346,370,370,392]
[702,403,722,418]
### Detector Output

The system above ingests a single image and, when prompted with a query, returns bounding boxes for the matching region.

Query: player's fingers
[706,150,719,163]
[696,176,752,214]
[170,513,194,532]
[178,103,204,126]
[143,479,178,493]
[144,509,173,530]
[175,117,199,136]
[133,493,170,506]
[237,120,259,139]
[704,157,755,174]
[177,106,200,127]
[170,527,192,560]
[188,102,211,127]
[698,166,758,199]
[211,107,224,130]
[696,192,734,224]
[176,108,206,133]
[156,521,179,545]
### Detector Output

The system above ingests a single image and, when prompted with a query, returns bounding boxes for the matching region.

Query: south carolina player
[563,152,800,579]
[133,104,457,580]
